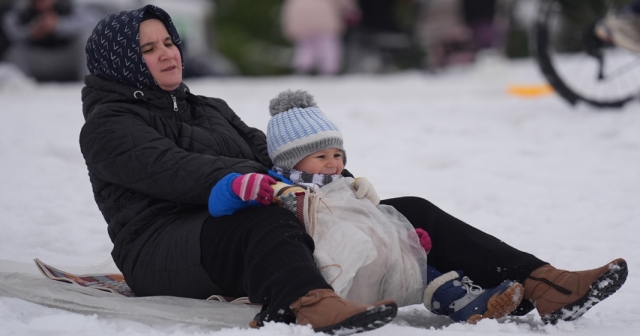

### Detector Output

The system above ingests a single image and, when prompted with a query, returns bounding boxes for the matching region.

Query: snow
[1,56,639,335]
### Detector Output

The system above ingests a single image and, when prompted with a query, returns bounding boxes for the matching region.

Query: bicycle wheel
[534,0,640,108]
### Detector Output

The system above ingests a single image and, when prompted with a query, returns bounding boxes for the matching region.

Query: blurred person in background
[461,0,505,52]
[356,0,398,34]
[417,0,506,71]
[417,0,475,70]
[280,0,360,75]
[2,0,98,82]
[344,0,425,73]
[595,0,640,52]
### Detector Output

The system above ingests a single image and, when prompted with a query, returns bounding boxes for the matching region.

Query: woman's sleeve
[207,97,272,165]
[79,106,267,205]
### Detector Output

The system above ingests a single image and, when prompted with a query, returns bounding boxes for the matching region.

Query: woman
[81,5,395,334]
[80,5,628,334]
[2,0,97,81]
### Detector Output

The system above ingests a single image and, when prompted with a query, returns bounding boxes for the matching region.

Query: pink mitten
[415,228,432,253]
[231,173,276,206]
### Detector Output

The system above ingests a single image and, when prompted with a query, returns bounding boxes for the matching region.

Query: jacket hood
[85,5,184,91]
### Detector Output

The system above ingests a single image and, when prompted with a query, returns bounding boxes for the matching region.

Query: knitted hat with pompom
[266,90,345,170]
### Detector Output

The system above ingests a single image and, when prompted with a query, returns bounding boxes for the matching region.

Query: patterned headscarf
[85,5,183,90]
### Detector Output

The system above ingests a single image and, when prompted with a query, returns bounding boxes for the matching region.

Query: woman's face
[294,148,344,175]
[139,19,182,91]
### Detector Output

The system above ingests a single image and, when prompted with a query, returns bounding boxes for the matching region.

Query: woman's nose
[159,46,173,60]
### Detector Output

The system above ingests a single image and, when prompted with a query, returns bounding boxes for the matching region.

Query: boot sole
[313,302,398,335]
[467,282,524,324]
[542,260,628,324]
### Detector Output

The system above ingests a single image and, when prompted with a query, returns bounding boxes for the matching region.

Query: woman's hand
[351,177,380,205]
[231,173,276,205]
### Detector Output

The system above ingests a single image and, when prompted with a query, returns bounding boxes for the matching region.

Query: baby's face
[294,148,344,175]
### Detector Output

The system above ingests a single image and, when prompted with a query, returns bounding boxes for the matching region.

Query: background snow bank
[1,57,639,335]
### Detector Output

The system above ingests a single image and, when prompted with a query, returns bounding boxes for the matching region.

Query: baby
[265,90,523,323]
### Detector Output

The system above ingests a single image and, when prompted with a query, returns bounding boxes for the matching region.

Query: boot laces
[447,276,486,312]
[460,276,483,295]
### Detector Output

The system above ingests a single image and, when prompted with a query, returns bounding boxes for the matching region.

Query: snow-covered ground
[1,57,639,335]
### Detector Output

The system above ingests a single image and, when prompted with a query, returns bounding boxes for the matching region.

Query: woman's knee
[242,206,302,227]
[202,206,305,245]
[381,196,435,212]
[217,206,307,240]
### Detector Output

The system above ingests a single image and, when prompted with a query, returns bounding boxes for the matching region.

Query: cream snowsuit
[277,176,427,306]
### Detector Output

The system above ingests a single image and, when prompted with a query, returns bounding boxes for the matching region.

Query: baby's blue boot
[423,269,523,323]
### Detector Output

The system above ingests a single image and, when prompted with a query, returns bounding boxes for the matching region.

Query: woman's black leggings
[201,197,547,317]
[200,205,330,322]
[381,197,547,286]
[381,196,547,315]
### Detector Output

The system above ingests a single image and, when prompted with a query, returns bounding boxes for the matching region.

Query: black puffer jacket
[80,74,271,298]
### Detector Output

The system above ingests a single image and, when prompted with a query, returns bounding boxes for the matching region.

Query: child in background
[265,89,523,323]
[595,0,640,53]
[280,0,360,75]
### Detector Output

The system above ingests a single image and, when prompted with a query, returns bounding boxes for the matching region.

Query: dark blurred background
[0,0,616,82]
[212,0,534,76]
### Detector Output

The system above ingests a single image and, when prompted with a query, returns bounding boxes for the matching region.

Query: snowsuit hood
[85,5,184,91]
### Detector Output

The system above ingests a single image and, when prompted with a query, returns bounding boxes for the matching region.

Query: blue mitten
[208,173,259,217]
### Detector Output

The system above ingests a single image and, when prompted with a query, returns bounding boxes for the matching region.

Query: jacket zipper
[171,94,178,112]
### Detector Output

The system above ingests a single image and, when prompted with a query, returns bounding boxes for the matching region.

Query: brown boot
[290,289,397,334]
[523,258,628,324]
